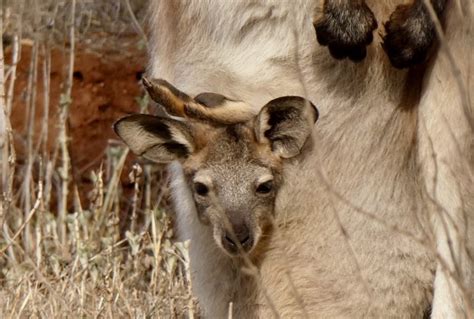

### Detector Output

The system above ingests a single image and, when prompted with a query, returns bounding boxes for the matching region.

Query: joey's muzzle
[221,223,254,255]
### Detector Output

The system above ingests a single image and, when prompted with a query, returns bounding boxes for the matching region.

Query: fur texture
[146,0,474,317]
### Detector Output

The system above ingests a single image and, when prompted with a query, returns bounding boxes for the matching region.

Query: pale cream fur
[416,2,474,317]
[148,0,473,317]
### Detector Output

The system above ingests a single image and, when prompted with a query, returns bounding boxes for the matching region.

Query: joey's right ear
[255,96,318,159]
[113,114,194,163]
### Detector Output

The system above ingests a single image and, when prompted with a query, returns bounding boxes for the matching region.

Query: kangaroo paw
[382,3,436,69]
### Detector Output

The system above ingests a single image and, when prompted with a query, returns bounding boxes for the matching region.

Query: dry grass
[0,0,196,317]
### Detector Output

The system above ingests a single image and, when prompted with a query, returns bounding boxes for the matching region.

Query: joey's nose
[222,223,254,254]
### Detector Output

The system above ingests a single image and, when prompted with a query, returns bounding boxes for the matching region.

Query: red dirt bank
[9,43,147,206]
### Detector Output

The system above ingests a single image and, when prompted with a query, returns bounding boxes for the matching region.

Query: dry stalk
[58,0,76,245]
[35,211,41,267]
[227,302,233,319]
[149,205,163,291]
[71,209,80,252]
[143,164,152,231]
[2,1,22,217]
[22,29,39,254]
[40,4,57,215]
[43,158,55,213]
[123,0,148,49]
[5,2,23,117]
[2,222,17,263]
[129,163,142,233]
[0,0,7,225]
[33,42,52,168]
[99,147,128,226]
[0,2,19,267]
[0,0,23,252]
[35,159,44,267]
[17,289,31,316]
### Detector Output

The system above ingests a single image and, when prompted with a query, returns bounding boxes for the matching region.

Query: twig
[22,23,39,254]
[5,2,23,117]
[227,302,233,319]
[2,222,17,263]
[99,147,129,224]
[57,0,76,245]
[122,0,148,49]
[0,0,7,224]
[129,163,142,233]
[0,0,18,264]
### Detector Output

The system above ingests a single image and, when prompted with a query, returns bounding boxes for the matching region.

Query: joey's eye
[256,180,273,194]
[194,182,209,196]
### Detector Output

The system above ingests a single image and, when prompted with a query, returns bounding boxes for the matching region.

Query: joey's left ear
[113,114,195,163]
[255,96,318,158]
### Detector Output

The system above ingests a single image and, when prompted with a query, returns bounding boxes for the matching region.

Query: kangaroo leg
[314,0,377,62]
[383,0,447,69]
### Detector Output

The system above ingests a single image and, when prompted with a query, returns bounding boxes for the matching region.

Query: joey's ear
[113,114,194,163]
[255,96,318,158]
[142,77,255,124]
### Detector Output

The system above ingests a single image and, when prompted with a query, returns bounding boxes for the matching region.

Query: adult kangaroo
[133,0,473,317]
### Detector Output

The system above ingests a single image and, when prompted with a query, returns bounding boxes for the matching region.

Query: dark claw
[348,46,367,62]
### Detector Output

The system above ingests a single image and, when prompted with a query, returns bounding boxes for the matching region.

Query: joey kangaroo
[115,79,319,316]
[116,79,318,256]
[134,0,473,317]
